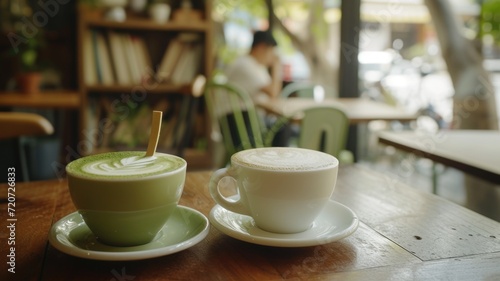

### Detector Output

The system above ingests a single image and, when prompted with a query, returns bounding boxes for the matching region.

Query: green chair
[281,82,336,99]
[297,106,353,163]
[204,81,288,164]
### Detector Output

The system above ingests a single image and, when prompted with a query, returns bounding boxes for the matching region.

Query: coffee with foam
[231,147,337,171]
[67,151,185,179]
[210,147,339,233]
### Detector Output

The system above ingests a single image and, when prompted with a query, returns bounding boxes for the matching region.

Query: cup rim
[230,147,339,173]
[66,151,186,182]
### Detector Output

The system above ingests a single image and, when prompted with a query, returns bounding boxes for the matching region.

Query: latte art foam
[84,156,168,176]
[232,147,337,171]
[66,151,185,179]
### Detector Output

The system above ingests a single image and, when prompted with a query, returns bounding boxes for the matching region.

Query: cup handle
[209,168,250,216]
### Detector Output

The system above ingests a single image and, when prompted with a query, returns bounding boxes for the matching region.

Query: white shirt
[224,55,271,103]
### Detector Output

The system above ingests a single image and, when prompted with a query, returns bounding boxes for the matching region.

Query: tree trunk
[265,0,274,30]
[269,0,337,92]
[425,0,499,222]
[424,0,498,130]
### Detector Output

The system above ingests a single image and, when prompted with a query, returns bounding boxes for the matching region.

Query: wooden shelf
[85,18,209,32]
[86,84,192,94]
[79,4,209,32]
[0,91,80,109]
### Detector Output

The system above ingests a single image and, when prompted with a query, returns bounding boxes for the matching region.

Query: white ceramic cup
[209,147,338,233]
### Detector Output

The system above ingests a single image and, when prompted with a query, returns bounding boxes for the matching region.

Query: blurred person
[222,30,289,149]
[225,30,283,102]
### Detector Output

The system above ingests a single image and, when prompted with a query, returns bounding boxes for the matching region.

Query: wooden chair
[297,106,353,163]
[203,80,288,164]
[0,112,54,181]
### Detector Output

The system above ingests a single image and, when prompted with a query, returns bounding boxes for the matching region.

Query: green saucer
[49,205,209,261]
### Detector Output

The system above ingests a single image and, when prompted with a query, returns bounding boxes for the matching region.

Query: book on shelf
[170,43,203,85]
[90,30,102,84]
[156,33,203,85]
[108,31,131,85]
[83,29,98,86]
[122,34,142,84]
[156,38,184,83]
[84,30,204,87]
[130,35,153,82]
[94,31,115,85]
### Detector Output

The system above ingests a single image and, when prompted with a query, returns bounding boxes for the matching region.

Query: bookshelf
[76,1,213,169]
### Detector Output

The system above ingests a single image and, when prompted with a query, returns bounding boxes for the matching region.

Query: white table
[256,97,417,124]
[378,130,500,191]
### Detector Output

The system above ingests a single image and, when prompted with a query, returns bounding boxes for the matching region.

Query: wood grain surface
[1,165,499,280]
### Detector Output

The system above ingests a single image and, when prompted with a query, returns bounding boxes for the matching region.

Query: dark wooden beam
[339,0,360,98]
[340,0,361,160]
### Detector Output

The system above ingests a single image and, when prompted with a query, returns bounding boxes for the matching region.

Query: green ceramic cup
[66,151,186,246]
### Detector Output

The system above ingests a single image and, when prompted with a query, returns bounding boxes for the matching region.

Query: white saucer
[209,200,358,247]
[49,205,209,261]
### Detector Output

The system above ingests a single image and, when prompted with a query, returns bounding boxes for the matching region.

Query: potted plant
[15,35,44,94]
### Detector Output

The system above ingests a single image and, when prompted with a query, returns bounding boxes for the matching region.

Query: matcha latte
[66,151,187,246]
[66,151,185,179]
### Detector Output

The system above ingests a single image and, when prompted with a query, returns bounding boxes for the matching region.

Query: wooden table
[256,97,417,124]
[1,166,500,280]
[378,130,500,185]
[257,97,417,160]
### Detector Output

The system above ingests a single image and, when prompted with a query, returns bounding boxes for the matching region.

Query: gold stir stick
[145,111,163,157]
